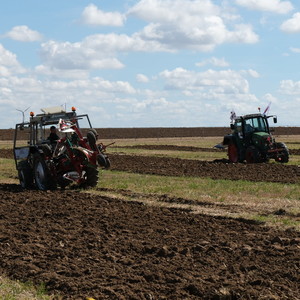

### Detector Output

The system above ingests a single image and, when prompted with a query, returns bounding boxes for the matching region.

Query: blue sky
[1,0,300,128]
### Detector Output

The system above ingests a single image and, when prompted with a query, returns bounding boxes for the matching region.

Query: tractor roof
[234,113,267,122]
[31,110,77,126]
[238,113,265,119]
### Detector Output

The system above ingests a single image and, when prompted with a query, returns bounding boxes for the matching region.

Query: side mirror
[273,117,277,124]
[230,124,234,130]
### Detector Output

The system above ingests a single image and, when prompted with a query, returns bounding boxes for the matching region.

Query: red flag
[263,102,271,115]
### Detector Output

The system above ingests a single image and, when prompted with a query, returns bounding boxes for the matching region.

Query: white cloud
[0,44,20,66]
[248,69,260,78]
[36,0,262,73]
[280,13,300,33]
[262,93,279,105]
[160,67,252,94]
[235,0,293,14]
[280,80,300,95]
[38,33,175,72]
[34,65,90,79]
[290,47,300,53]
[128,0,259,51]
[136,74,149,83]
[241,69,260,78]
[0,64,265,128]
[0,66,10,77]
[196,57,230,67]
[81,4,125,27]
[0,75,135,100]
[0,72,139,128]
[0,44,25,76]
[5,25,42,42]
[39,39,126,72]
[226,24,259,44]
[128,0,219,22]
[83,33,170,52]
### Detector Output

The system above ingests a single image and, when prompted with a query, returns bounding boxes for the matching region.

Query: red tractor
[13,106,110,190]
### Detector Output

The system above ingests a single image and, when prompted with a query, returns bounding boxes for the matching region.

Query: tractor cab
[243,114,269,134]
[231,113,276,136]
[232,114,272,147]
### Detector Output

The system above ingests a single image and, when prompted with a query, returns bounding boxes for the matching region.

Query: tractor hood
[252,132,271,148]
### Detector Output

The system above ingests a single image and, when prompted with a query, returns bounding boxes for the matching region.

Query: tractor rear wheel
[18,160,34,189]
[275,142,289,163]
[245,146,260,163]
[34,155,57,191]
[228,143,239,163]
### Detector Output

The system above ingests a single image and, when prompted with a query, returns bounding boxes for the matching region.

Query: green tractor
[223,113,289,163]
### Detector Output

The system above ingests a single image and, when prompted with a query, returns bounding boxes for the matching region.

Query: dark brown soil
[112,145,223,152]
[1,135,300,299]
[0,184,299,299]
[0,149,14,159]
[108,154,300,184]
[290,149,300,156]
[1,149,299,184]
[2,126,300,140]
[113,144,300,156]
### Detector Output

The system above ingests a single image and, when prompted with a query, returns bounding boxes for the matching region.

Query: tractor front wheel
[228,143,239,163]
[34,156,57,191]
[18,160,34,189]
[245,146,260,163]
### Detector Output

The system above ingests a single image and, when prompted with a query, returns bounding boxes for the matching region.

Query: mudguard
[223,134,234,146]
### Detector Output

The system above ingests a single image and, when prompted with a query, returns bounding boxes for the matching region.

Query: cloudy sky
[1,0,300,128]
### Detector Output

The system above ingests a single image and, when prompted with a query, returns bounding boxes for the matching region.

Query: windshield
[244,117,268,133]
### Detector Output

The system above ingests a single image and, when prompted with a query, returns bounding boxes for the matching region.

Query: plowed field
[1,148,300,184]
[0,138,300,299]
[0,184,299,300]
[108,154,300,184]
[113,143,300,156]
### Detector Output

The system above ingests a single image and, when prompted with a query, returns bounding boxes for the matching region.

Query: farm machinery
[222,112,289,163]
[13,106,110,190]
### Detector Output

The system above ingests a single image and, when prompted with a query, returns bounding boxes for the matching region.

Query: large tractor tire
[104,157,111,169]
[228,143,239,163]
[87,129,98,151]
[275,142,289,163]
[245,146,261,163]
[97,153,110,169]
[34,155,57,191]
[17,160,34,189]
[81,166,99,188]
